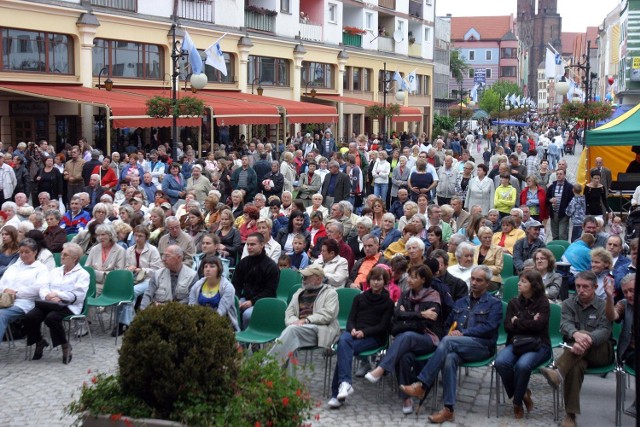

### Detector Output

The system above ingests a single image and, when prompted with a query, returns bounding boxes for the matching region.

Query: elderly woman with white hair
[398,201,419,233]
[2,201,20,227]
[280,151,297,194]
[84,224,126,294]
[347,216,374,260]
[391,155,411,203]
[23,241,88,364]
[186,164,212,203]
[373,212,402,251]
[447,241,476,287]
[405,236,426,269]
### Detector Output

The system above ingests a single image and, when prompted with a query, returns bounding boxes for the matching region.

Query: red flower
[110,414,123,421]
[264,380,273,388]
[296,389,302,397]
[315,413,321,421]
[91,376,98,384]
[254,422,261,427]
[124,420,133,427]
[86,368,92,374]
[282,396,289,407]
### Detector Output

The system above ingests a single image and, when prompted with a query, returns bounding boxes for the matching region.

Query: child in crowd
[565,183,586,242]
[287,234,309,270]
[609,215,625,239]
[389,256,409,298]
[277,254,291,270]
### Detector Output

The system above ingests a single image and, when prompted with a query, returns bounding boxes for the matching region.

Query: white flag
[509,93,517,105]
[515,95,521,106]
[407,71,418,93]
[393,71,409,92]
[545,47,564,79]
[205,41,227,76]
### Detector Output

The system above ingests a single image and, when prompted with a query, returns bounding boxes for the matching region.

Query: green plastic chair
[287,284,302,305]
[66,233,77,242]
[461,354,498,417]
[63,266,97,354]
[276,269,302,302]
[501,276,519,302]
[336,288,361,330]
[235,297,287,346]
[549,303,563,348]
[234,296,241,332]
[502,253,514,279]
[79,255,88,266]
[550,240,570,250]
[53,252,62,267]
[86,269,134,345]
[547,244,565,261]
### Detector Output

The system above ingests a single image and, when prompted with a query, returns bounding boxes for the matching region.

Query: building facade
[0,0,436,151]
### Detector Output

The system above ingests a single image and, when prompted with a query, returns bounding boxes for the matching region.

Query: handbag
[0,292,15,308]
[512,334,541,356]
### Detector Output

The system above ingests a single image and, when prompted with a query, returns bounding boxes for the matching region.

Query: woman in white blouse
[84,224,126,295]
[313,238,348,288]
[465,163,495,214]
[280,152,298,194]
[24,241,86,364]
[372,151,391,203]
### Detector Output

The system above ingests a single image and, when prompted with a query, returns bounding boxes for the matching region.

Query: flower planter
[81,413,185,427]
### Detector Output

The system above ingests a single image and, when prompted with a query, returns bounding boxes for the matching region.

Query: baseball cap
[525,220,544,229]
[300,264,325,279]
[160,202,172,210]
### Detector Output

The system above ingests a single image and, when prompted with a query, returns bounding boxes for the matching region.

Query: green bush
[118,303,238,419]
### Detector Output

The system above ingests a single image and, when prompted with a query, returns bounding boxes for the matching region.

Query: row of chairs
[500,239,569,280]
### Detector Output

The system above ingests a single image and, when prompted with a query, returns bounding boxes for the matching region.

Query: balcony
[409,0,422,19]
[90,0,136,11]
[378,36,394,53]
[300,22,322,42]
[178,0,215,23]
[245,10,276,32]
[378,0,395,10]
[408,42,422,57]
[342,32,362,47]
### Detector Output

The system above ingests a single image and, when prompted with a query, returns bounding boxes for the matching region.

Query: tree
[478,89,501,116]
[489,80,522,100]
[450,49,468,83]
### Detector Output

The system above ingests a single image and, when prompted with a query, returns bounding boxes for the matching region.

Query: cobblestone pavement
[0,325,635,427]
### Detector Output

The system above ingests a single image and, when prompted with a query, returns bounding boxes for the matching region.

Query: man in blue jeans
[400,265,502,423]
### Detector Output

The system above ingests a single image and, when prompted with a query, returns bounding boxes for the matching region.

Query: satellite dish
[393,30,404,43]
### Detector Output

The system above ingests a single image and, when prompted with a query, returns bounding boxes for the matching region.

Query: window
[424,27,431,42]
[500,47,517,59]
[301,61,334,89]
[328,3,337,23]
[280,0,290,14]
[93,38,161,79]
[1,28,73,74]
[365,12,373,30]
[363,68,370,91]
[485,68,491,79]
[248,55,290,87]
[344,66,351,91]
[178,50,235,84]
[378,70,393,92]
[422,75,430,96]
[500,66,517,77]
[468,50,475,61]
[351,67,371,91]
[485,50,492,61]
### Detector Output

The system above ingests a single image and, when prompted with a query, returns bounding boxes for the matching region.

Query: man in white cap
[267,264,340,369]
[512,220,546,273]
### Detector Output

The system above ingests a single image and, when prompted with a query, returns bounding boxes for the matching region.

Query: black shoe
[32,339,49,360]
[111,323,127,337]
[62,343,72,364]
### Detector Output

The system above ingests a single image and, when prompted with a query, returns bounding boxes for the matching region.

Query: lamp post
[304,81,317,98]
[555,40,594,145]
[169,24,207,162]
[251,78,264,96]
[96,67,113,91]
[451,81,468,134]
[381,62,406,142]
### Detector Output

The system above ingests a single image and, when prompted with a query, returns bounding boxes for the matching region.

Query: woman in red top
[307,210,327,260]
[91,156,118,191]
[238,205,260,244]
[519,175,548,221]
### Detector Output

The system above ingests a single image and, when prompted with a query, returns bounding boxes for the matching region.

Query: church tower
[517,0,562,101]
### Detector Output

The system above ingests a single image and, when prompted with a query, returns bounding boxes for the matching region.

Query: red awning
[314,94,422,122]
[206,90,338,124]
[0,83,201,129]
[118,88,281,126]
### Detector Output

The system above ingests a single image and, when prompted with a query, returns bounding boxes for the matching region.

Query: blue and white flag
[205,40,227,76]
[394,71,409,92]
[470,84,479,103]
[509,93,517,105]
[182,30,203,74]
[515,95,521,106]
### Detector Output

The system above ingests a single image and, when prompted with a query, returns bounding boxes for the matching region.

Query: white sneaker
[337,382,354,400]
[327,397,342,408]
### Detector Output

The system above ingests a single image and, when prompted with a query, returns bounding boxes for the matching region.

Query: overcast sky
[436,0,621,33]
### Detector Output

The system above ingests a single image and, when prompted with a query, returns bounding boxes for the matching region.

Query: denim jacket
[445,291,502,348]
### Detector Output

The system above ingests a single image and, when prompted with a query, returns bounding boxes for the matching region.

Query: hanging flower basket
[558,101,611,122]
[176,96,205,117]
[145,96,172,118]
[365,103,401,119]
[145,96,205,118]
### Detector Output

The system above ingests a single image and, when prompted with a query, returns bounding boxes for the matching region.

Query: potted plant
[145,96,172,118]
[68,303,313,426]
[175,96,205,117]
[245,4,278,16]
[343,26,367,35]
[408,31,416,44]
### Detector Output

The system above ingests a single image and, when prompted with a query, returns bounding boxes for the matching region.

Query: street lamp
[96,67,113,91]
[304,81,317,98]
[251,78,264,96]
[555,40,595,144]
[169,24,207,162]
[451,81,468,133]
[381,62,406,142]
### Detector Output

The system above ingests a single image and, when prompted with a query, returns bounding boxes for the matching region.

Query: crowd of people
[0,123,634,426]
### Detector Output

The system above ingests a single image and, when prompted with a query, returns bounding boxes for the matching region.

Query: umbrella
[472,109,489,119]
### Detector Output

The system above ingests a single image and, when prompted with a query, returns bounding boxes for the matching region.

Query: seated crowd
[0,133,634,427]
